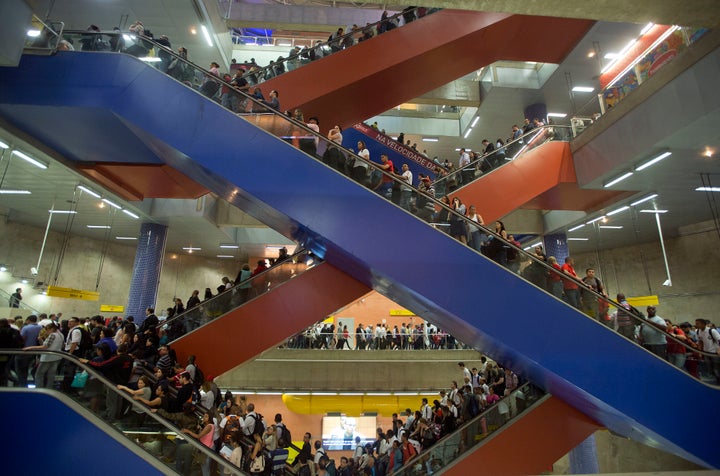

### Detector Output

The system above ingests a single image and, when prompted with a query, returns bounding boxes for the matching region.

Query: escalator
[258,10,593,127]
[1,52,719,469]
[0,350,243,475]
[165,253,370,377]
[391,385,601,476]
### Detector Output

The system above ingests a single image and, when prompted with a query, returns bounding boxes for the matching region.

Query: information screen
[321,415,377,450]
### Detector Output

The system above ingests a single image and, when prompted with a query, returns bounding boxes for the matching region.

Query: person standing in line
[9,288,22,308]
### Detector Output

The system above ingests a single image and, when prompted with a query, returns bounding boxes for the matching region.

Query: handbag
[71,370,89,388]
[249,455,265,473]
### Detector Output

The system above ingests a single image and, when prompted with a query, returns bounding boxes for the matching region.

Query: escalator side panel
[0,54,716,468]
[0,390,164,476]
[444,396,601,476]
[171,263,370,377]
[260,11,593,127]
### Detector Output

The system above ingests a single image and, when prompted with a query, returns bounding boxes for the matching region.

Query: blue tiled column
[568,434,600,474]
[126,223,168,325]
[543,233,568,263]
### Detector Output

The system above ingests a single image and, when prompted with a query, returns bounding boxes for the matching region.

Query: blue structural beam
[0,53,716,468]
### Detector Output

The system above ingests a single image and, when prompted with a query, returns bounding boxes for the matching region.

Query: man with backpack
[61,317,91,390]
[244,403,264,436]
[274,413,292,447]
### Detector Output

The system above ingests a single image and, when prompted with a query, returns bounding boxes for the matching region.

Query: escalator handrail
[50,41,718,363]
[231,6,436,84]
[391,382,542,476]
[0,349,247,474]
[433,125,567,186]
[160,247,315,333]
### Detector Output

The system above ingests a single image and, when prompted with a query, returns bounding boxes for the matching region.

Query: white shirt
[459,152,470,167]
[357,148,370,169]
[698,327,720,353]
[401,170,413,191]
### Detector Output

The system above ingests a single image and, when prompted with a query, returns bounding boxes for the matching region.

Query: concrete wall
[569,224,720,321]
[0,219,238,318]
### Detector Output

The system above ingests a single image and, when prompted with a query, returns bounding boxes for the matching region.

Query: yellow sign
[390,309,415,316]
[46,286,100,301]
[627,295,659,307]
[100,305,124,313]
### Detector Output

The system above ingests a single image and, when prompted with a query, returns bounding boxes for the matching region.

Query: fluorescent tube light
[115,236,137,240]
[640,22,654,35]
[639,209,668,213]
[604,52,619,60]
[139,57,162,63]
[568,238,589,241]
[11,150,47,169]
[101,198,121,209]
[0,140,8,149]
[598,225,623,229]
[0,190,31,194]
[604,172,633,188]
[607,26,679,87]
[220,244,239,249]
[123,34,132,41]
[547,112,567,118]
[183,247,201,251]
[463,128,472,139]
[200,25,213,47]
[311,392,338,396]
[607,205,630,216]
[471,117,479,127]
[216,255,235,258]
[696,187,720,192]
[48,210,76,214]
[87,225,111,229]
[122,209,139,219]
[422,137,439,142]
[77,185,101,198]
[27,29,41,37]
[568,224,585,232]
[636,151,671,171]
[630,194,658,206]
[572,86,595,93]
[586,216,605,224]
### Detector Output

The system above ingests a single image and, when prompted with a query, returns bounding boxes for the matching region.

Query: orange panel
[445,396,601,476]
[77,163,209,201]
[171,263,370,377]
[261,11,593,127]
[522,184,634,212]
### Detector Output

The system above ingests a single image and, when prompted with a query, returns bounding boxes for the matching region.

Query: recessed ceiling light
[0,190,31,194]
[604,172,633,188]
[630,194,658,207]
[220,244,240,249]
[599,225,623,229]
[122,209,140,219]
[587,51,596,58]
[696,187,720,192]
[639,209,668,213]
[636,151,672,171]
[547,112,567,118]
[190,27,197,35]
[586,216,605,224]
[11,150,47,169]
[568,237,589,241]
[216,255,235,258]
[422,137,438,142]
[101,198,121,209]
[48,210,76,214]
[77,185,101,198]
[183,246,201,251]
[572,86,595,93]
[87,225,111,229]
[607,206,630,216]
[26,29,41,37]
[568,224,586,232]
[703,148,715,158]
[115,236,137,240]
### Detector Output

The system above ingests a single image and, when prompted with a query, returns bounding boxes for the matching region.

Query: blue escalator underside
[0,53,716,468]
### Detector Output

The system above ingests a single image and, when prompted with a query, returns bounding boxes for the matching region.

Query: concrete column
[126,222,168,324]
[0,0,32,67]
[568,433,600,474]
[543,233,568,263]
[524,103,547,122]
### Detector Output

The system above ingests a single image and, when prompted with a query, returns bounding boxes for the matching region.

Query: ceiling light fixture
[639,209,668,213]
[0,266,6,272]
[0,140,8,149]
[220,244,239,249]
[568,224,586,232]
[87,225,111,229]
[696,186,720,192]
[587,51,596,58]
[77,185,101,198]
[139,57,162,63]
[572,86,595,93]
[0,190,31,194]
[630,194,659,207]
[422,137,439,142]
[607,205,630,216]
[586,216,605,225]
[640,22,654,35]
[636,151,672,171]
[546,112,567,118]
[115,236,137,240]
[200,25,213,47]
[48,210,76,214]
[463,128,472,139]
[11,150,48,169]
[603,52,619,60]
[216,255,235,258]
[183,246,201,251]
[604,171,633,188]
[471,117,480,128]
[599,225,623,229]
[567,237,589,241]
[703,148,714,158]
[606,26,679,87]
[121,209,140,219]
[101,198,121,209]
[26,29,41,37]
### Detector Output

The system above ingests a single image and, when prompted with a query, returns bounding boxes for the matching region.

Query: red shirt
[667,327,687,354]
[561,263,579,290]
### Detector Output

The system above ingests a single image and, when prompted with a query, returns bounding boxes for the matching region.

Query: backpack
[193,365,205,387]
[75,327,94,357]
[251,413,265,437]
[222,415,242,443]
[277,423,292,447]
